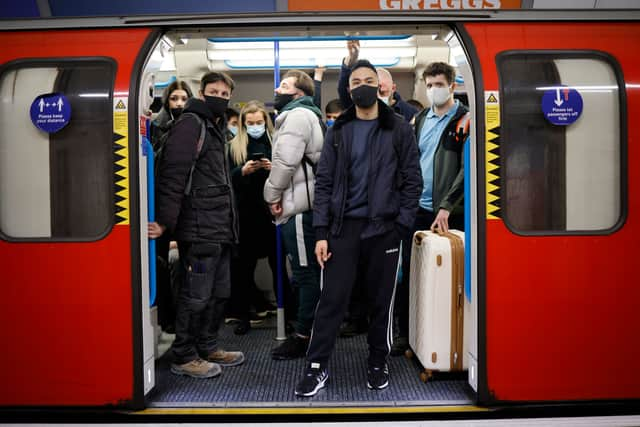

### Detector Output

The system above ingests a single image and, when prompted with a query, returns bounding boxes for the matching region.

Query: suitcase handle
[414,229,462,246]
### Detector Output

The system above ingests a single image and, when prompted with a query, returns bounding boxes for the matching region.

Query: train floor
[147,316,474,408]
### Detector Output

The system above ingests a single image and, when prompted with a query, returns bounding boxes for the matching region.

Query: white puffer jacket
[263,106,324,224]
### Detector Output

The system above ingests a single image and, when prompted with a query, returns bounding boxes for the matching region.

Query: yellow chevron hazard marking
[114,97,129,225]
[485,91,501,220]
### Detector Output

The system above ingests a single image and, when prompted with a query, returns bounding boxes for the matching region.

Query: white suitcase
[408,229,470,380]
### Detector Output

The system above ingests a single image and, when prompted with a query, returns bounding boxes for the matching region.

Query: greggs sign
[289,0,521,11]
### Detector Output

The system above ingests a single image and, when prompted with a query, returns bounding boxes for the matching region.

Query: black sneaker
[390,336,409,357]
[295,362,328,397]
[249,312,264,325]
[271,335,309,360]
[233,320,250,335]
[367,363,389,390]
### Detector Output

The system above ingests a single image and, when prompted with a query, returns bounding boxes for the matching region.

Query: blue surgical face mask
[246,123,266,139]
[378,95,390,105]
[228,125,238,137]
[326,119,335,127]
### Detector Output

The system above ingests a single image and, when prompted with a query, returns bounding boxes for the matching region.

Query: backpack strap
[183,115,207,196]
[300,116,327,210]
[301,155,315,210]
[455,111,471,143]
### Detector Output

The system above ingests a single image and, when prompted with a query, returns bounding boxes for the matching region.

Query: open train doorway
[137,22,479,411]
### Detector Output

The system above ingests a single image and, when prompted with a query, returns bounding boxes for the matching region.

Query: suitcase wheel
[420,370,434,383]
[404,348,414,359]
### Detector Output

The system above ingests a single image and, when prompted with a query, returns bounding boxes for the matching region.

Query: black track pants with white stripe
[306,219,402,367]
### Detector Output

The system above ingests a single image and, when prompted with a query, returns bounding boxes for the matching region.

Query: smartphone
[249,152,265,161]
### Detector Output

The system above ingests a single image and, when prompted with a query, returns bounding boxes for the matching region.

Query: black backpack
[153,112,206,196]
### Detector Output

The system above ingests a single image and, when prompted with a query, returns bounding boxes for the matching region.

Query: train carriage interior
[138,24,478,409]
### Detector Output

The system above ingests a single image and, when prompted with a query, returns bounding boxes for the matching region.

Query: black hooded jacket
[156,98,238,244]
[313,100,422,240]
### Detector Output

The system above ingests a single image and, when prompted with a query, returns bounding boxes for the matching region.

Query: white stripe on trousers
[386,239,403,355]
[295,213,308,267]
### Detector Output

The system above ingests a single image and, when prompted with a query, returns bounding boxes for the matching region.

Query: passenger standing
[150,80,193,149]
[295,60,421,396]
[150,80,193,334]
[392,61,469,356]
[336,40,420,338]
[225,107,240,141]
[338,40,418,122]
[148,71,244,379]
[226,100,294,335]
[264,69,324,360]
[324,98,343,127]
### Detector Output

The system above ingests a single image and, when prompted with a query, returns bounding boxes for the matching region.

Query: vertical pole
[144,118,156,307]
[274,40,286,341]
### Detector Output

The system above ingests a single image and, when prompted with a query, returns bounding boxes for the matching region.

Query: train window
[497,52,625,234]
[0,59,115,240]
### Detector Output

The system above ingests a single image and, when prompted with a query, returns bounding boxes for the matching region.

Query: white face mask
[427,86,452,107]
[246,124,266,139]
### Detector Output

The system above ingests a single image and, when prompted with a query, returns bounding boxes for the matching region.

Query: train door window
[0,59,115,240]
[497,52,625,234]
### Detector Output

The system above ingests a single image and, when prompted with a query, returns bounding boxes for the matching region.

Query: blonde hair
[229,100,274,166]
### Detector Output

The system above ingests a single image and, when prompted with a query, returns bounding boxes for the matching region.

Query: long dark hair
[162,80,193,113]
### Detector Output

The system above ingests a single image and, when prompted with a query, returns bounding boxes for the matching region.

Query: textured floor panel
[147,319,474,407]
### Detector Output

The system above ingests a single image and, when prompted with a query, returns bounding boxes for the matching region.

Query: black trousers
[395,207,464,338]
[155,234,176,331]
[228,242,294,322]
[171,241,231,364]
[306,220,402,366]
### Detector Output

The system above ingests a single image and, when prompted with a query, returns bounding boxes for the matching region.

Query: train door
[138,23,485,411]
[462,22,640,403]
[0,27,153,407]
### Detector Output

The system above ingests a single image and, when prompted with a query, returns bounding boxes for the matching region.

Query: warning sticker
[113,97,129,225]
[485,91,500,220]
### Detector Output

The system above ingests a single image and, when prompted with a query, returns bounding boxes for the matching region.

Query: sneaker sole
[212,353,245,367]
[367,380,389,390]
[170,365,221,379]
[295,375,328,397]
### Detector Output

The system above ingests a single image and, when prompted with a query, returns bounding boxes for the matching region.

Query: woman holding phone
[227,100,294,335]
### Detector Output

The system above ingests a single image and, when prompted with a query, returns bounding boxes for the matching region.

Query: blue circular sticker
[541,87,583,126]
[30,93,71,133]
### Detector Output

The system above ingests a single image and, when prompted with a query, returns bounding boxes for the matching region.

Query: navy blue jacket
[338,63,419,122]
[313,100,422,240]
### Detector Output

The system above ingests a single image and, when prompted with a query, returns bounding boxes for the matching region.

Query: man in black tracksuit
[148,71,244,379]
[294,60,422,397]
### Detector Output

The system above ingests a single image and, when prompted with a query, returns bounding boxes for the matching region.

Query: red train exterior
[0,11,638,416]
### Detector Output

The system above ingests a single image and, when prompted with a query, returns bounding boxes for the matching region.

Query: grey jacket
[263,100,325,224]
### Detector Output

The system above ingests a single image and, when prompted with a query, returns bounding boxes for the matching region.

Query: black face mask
[203,95,229,118]
[350,85,378,108]
[170,107,183,120]
[274,93,295,112]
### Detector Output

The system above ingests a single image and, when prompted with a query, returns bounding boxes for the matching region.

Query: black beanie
[351,59,377,75]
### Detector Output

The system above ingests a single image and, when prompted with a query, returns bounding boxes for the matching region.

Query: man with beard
[264,69,325,361]
[294,60,422,397]
[148,71,244,379]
